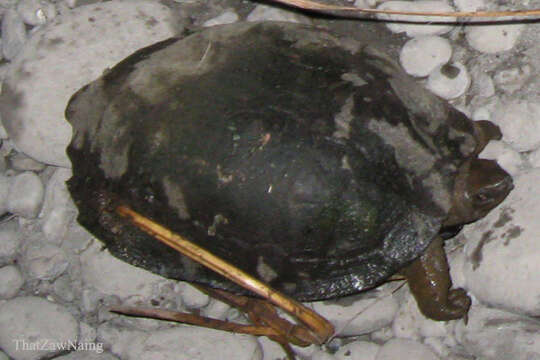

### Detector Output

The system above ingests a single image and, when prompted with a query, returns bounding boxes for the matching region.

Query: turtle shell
[66,22,480,301]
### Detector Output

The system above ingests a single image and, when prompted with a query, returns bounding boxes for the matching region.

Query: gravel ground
[0,0,539,359]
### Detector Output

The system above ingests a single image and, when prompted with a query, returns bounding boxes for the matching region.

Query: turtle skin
[65,22,512,320]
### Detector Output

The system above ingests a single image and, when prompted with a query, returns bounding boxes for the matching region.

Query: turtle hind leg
[401,237,471,321]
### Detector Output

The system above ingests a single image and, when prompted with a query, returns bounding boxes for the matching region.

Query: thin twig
[115,205,335,345]
[109,305,280,336]
[268,0,540,18]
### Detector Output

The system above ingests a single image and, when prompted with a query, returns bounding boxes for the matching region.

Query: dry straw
[268,0,540,19]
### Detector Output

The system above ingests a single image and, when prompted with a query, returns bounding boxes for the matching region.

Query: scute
[66,22,479,300]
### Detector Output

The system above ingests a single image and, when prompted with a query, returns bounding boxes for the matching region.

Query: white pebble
[80,242,165,299]
[335,341,380,360]
[463,168,540,316]
[392,291,451,340]
[55,352,118,359]
[63,0,77,9]
[2,8,27,60]
[493,64,532,94]
[97,322,146,356]
[203,10,239,27]
[0,296,79,360]
[0,221,22,264]
[472,72,495,98]
[0,122,8,139]
[376,338,440,360]
[24,243,68,280]
[202,297,231,321]
[6,171,44,218]
[0,1,179,166]
[177,282,210,309]
[53,274,76,302]
[478,140,524,177]
[454,306,540,359]
[491,100,540,152]
[466,22,524,54]
[258,337,289,360]
[527,147,540,168]
[399,36,452,77]
[0,175,11,216]
[8,152,46,172]
[122,327,262,360]
[0,265,24,299]
[78,321,97,344]
[376,1,456,37]
[453,0,485,11]
[311,290,398,336]
[16,0,56,26]
[426,62,470,99]
[39,167,75,243]
[246,4,312,24]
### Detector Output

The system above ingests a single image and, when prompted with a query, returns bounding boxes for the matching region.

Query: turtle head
[445,159,513,226]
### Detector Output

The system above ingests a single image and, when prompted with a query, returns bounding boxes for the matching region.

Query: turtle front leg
[401,237,471,321]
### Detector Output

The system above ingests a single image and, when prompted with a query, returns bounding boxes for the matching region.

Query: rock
[79,321,97,343]
[453,0,485,11]
[23,242,68,280]
[201,298,231,321]
[311,349,337,360]
[54,352,119,360]
[376,1,455,37]
[0,265,24,298]
[470,72,495,99]
[0,220,22,265]
[0,1,180,167]
[311,290,399,336]
[454,305,540,360]
[7,152,46,172]
[7,171,45,219]
[478,140,525,177]
[528,147,540,168]
[2,8,27,60]
[258,337,289,360]
[463,168,540,316]
[176,282,210,309]
[122,327,262,360]
[16,0,57,26]
[246,4,312,23]
[493,64,532,94]
[96,322,146,357]
[491,100,540,152]
[6,171,44,218]
[334,341,380,360]
[202,10,239,27]
[426,62,470,100]
[399,36,452,77]
[53,274,77,302]
[40,167,76,243]
[0,174,11,216]
[392,290,452,341]
[466,22,524,54]
[0,296,79,360]
[80,242,166,299]
[376,338,440,360]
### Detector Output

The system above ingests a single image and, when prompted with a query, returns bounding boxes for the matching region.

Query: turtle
[65,21,513,325]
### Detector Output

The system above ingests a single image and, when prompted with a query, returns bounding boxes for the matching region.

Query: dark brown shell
[66,22,480,300]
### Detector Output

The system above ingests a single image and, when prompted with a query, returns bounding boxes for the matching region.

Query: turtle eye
[472,191,494,207]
